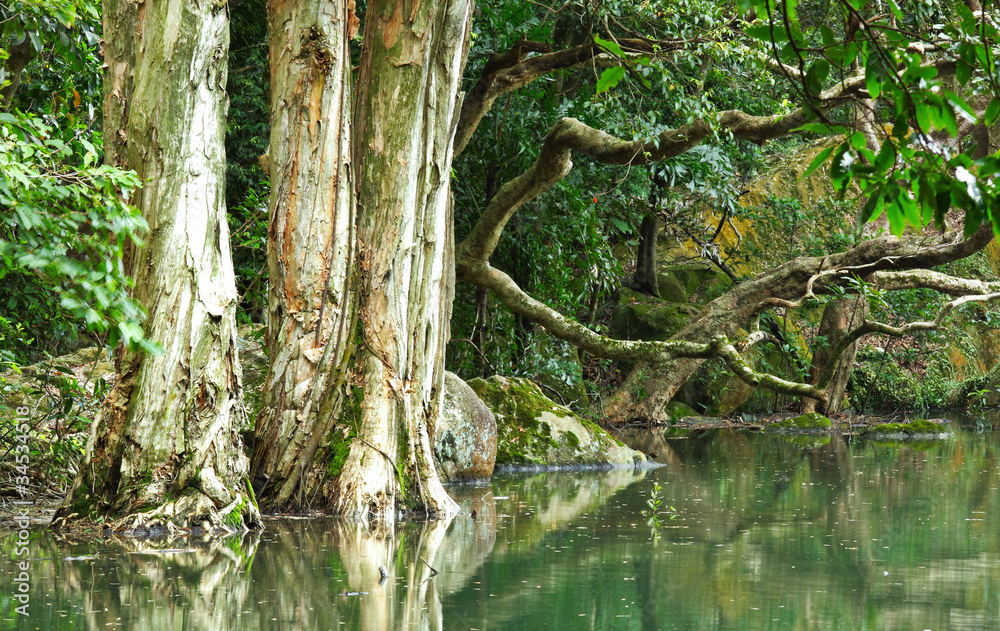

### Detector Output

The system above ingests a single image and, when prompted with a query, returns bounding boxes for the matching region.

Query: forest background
[1,0,1000,527]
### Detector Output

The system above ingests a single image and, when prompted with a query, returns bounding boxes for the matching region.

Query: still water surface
[4,421,1000,630]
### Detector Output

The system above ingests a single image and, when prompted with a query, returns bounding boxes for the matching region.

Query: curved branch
[814,290,1000,390]
[459,259,715,362]
[875,269,1000,296]
[711,335,828,401]
[456,67,879,265]
[455,37,698,156]
[455,41,595,156]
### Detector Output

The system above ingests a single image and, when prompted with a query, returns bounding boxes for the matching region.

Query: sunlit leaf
[596,66,626,94]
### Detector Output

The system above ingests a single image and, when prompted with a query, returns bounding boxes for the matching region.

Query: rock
[664,400,697,421]
[467,375,652,468]
[660,264,731,302]
[612,288,700,342]
[654,271,689,303]
[764,413,832,432]
[863,419,952,439]
[434,372,497,481]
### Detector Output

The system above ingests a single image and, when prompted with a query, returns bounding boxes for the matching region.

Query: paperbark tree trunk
[330,0,472,522]
[248,0,357,510]
[53,0,260,532]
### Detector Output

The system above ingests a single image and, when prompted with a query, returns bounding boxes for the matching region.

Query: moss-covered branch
[875,269,1000,296]
[711,335,828,402]
[813,289,1000,390]
[458,259,716,362]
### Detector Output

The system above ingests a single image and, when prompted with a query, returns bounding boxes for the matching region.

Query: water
[4,422,1000,630]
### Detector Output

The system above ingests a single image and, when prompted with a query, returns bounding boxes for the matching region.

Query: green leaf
[985,98,1000,126]
[956,43,973,85]
[804,59,829,96]
[913,101,930,132]
[886,199,905,235]
[874,141,896,172]
[595,66,626,94]
[935,190,951,230]
[859,190,884,223]
[800,145,835,180]
[865,56,882,100]
[938,103,957,138]
[746,24,787,43]
[849,131,867,150]
[886,0,904,21]
[593,35,625,58]
[898,188,920,228]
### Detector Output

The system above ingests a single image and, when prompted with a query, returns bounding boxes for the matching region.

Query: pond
[4,417,1000,630]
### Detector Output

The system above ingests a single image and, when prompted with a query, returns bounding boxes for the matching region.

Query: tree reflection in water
[7,423,1000,629]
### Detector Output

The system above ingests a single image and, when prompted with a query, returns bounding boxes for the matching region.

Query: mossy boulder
[654,271,689,303]
[434,372,497,481]
[660,264,732,302]
[612,288,700,342]
[664,400,698,421]
[863,419,951,438]
[467,375,652,468]
[764,413,832,433]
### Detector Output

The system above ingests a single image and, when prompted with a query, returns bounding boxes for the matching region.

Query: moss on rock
[765,413,831,432]
[612,288,700,342]
[664,400,698,421]
[864,419,950,437]
[468,376,650,468]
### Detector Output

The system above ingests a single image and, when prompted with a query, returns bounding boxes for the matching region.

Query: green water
[4,423,1000,630]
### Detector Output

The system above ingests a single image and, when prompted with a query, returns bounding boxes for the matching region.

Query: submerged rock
[764,413,832,433]
[467,375,652,468]
[434,372,498,481]
[862,419,952,439]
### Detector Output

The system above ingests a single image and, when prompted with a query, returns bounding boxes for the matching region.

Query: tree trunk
[248,0,357,510]
[331,0,472,522]
[802,297,865,414]
[632,213,660,296]
[0,36,35,111]
[53,0,260,532]
[601,226,994,423]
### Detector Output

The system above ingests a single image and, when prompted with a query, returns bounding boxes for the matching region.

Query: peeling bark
[54,0,260,533]
[331,0,472,522]
[249,0,357,510]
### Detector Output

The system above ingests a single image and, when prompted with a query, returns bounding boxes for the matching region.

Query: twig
[419,556,439,577]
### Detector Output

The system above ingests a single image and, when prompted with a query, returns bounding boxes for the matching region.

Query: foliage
[226,0,271,323]
[644,481,677,531]
[0,0,156,364]
[0,355,105,499]
[1,0,103,121]
[0,111,153,363]
[449,0,789,379]
[741,0,1000,237]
